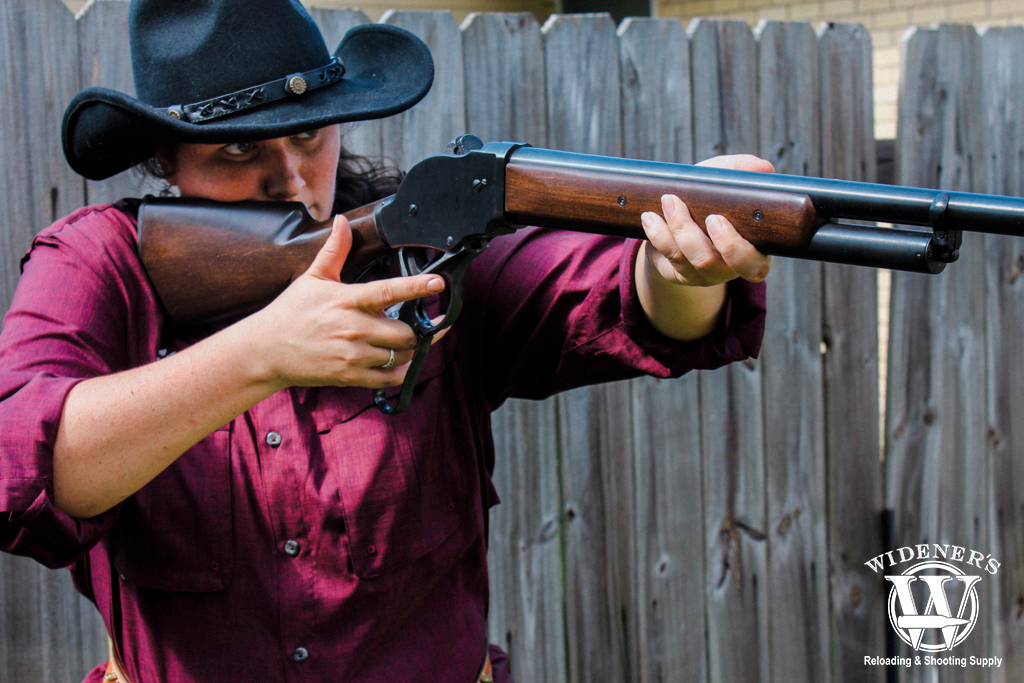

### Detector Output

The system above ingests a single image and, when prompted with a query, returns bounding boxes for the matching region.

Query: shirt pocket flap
[111,425,233,592]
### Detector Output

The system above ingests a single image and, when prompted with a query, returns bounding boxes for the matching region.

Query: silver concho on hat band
[165,57,345,124]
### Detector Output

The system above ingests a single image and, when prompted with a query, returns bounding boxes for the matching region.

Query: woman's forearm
[635,241,728,341]
[52,317,281,519]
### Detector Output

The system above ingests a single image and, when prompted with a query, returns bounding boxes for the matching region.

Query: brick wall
[658,0,1024,137]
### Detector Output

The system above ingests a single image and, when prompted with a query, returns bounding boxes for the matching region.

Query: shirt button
[265,431,282,448]
[284,540,300,557]
[292,647,309,663]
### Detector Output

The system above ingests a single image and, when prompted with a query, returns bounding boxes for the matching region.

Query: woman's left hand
[639,154,774,288]
[635,153,773,341]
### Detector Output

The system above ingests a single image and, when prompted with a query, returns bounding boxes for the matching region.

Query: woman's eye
[222,142,255,156]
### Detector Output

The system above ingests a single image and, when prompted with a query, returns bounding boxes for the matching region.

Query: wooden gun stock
[504,160,824,249]
[139,197,391,325]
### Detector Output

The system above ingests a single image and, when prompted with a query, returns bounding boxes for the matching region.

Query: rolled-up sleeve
[463,227,767,405]
[0,205,160,567]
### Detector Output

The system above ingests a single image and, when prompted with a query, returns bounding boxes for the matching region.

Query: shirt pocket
[110,424,233,592]
[316,344,469,579]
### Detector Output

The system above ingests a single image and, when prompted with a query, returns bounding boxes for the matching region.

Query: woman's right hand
[244,214,447,392]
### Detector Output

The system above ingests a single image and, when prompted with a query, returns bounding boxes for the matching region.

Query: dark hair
[135,155,176,197]
[331,147,403,213]
[135,142,403,210]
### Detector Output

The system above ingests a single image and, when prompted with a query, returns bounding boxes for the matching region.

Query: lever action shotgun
[137,135,1024,413]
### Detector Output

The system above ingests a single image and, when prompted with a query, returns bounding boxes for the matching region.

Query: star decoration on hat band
[164,57,346,124]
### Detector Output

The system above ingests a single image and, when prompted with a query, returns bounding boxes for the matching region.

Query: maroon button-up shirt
[0,204,765,682]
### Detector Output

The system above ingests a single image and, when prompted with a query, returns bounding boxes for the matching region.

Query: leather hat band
[164,57,346,124]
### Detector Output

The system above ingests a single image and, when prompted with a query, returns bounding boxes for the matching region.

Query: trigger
[398,247,432,277]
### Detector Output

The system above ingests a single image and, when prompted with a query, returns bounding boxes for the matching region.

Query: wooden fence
[1,1,1023,681]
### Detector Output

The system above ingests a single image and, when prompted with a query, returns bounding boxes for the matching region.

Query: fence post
[755,19,832,683]
[462,12,548,146]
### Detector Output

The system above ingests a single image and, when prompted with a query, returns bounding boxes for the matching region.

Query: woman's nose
[263,144,305,200]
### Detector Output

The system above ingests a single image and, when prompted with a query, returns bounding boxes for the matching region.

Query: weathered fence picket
[687,17,772,683]
[0,1,103,681]
[3,4,1024,683]
[981,26,1024,683]
[817,21,887,683]
[462,12,548,146]
[756,20,832,683]
[887,24,990,683]
[381,10,466,168]
[618,17,706,683]
[464,12,567,683]
[542,15,635,683]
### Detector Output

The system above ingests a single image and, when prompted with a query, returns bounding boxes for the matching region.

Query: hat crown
[129,0,330,107]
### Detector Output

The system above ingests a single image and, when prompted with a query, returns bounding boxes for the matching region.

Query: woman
[0,1,770,681]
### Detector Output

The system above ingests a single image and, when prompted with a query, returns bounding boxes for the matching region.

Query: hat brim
[63,24,434,180]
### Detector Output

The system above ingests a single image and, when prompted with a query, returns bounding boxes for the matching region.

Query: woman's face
[160,125,342,221]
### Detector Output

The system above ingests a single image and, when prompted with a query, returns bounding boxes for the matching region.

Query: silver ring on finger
[380,348,396,369]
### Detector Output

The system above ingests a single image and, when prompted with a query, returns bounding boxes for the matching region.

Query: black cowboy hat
[62,0,434,180]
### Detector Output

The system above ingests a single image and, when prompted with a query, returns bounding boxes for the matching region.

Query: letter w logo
[885,574,982,650]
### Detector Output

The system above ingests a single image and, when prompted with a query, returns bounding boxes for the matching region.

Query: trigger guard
[399,295,445,337]
[373,245,483,414]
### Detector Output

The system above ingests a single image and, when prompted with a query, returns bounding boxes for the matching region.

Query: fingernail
[640,212,653,229]
[661,195,676,218]
[427,277,444,292]
[707,215,722,236]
